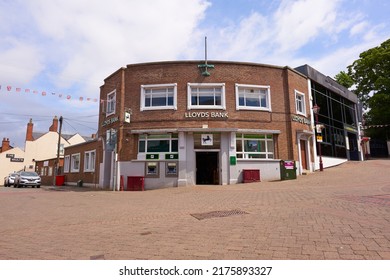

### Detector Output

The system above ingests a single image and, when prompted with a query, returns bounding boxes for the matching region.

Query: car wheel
[37,185,41,188]
[13,184,17,188]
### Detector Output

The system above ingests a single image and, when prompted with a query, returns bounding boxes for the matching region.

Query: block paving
[0,159,389,260]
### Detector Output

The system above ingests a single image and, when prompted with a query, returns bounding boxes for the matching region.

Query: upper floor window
[295,90,306,116]
[187,83,225,109]
[106,90,116,116]
[235,84,271,111]
[141,84,177,111]
[84,150,96,172]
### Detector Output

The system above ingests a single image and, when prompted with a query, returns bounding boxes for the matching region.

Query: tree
[334,71,354,89]
[346,39,390,140]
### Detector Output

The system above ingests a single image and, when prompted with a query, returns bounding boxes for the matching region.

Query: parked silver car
[3,172,17,187]
[13,171,41,188]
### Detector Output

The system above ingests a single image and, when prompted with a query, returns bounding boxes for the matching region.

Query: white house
[1,117,91,184]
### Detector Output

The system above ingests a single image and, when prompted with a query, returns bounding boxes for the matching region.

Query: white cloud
[0,0,210,147]
[311,36,388,77]
[201,0,389,73]
[272,0,341,53]
[0,39,44,84]
[22,0,210,95]
[200,0,350,63]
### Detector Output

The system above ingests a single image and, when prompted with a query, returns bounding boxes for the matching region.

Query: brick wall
[63,139,101,186]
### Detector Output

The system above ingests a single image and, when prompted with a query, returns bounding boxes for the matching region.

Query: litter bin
[77,179,83,187]
[280,160,297,180]
[127,176,144,191]
[55,175,65,186]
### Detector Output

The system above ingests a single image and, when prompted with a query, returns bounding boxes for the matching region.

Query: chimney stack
[26,118,34,141]
[49,116,59,132]
[1,138,10,152]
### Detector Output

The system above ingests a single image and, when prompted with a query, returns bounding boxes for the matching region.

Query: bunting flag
[363,124,390,129]
[0,83,98,102]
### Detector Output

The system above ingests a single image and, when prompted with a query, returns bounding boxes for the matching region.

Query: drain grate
[191,209,248,220]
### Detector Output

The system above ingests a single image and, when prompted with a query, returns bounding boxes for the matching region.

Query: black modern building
[296,65,362,162]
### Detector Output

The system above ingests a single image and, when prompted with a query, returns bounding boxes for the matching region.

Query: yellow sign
[317,135,323,142]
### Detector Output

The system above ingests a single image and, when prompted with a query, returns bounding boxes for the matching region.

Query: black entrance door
[196,152,219,185]
[348,133,359,161]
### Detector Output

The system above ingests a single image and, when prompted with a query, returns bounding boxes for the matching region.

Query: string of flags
[0,84,98,102]
[363,124,390,129]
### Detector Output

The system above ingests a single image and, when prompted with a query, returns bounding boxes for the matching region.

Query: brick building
[91,60,319,190]
[63,60,361,190]
[63,139,100,187]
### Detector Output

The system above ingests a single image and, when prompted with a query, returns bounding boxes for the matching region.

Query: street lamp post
[313,104,324,171]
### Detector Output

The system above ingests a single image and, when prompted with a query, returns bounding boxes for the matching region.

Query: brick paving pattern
[0,159,389,260]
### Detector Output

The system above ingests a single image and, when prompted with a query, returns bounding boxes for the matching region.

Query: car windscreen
[21,172,39,176]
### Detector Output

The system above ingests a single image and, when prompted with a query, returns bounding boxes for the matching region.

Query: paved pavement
[0,159,389,260]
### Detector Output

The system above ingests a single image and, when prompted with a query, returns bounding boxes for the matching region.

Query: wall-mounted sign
[316,135,323,143]
[6,154,15,158]
[316,124,324,133]
[284,160,295,170]
[102,116,119,127]
[11,158,24,162]
[146,154,159,160]
[201,134,213,146]
[291,115,311,125]
[184,111,228,118]
[124,112,131,123]
[230,156,236,165]
[165,154,179,160]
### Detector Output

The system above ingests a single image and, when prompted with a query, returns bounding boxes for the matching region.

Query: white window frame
[64,155,70,173]
[236,134,275,160]
[138,134,178,154]
[187,83,226,110]
[70,153,80,172]
[235,84,271,111]
[140,83,177,111]
[84,150,96,172]
[106,90,116,116]
[295,90,306,116]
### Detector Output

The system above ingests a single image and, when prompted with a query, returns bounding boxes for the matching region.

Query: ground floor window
[84,150,96,172]
[236,133,274,159]
[64,155,70,173]
[138,134,178,153]
[71,153,80,172]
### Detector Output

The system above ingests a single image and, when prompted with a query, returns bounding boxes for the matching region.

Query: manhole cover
[191,209,248,220]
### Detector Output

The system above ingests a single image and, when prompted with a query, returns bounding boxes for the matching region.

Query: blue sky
[0,0,389,148]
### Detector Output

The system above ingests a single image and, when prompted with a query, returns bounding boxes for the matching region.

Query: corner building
[98,61,316,190]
